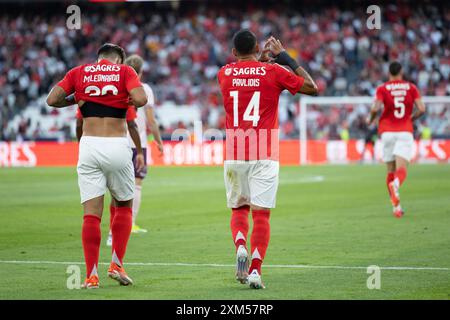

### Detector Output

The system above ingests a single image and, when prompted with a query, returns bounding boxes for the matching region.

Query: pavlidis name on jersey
[232,78,260,87]
[225,66,267,76]
[84,64,121,72]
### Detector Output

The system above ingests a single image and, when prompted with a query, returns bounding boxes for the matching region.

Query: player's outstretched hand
[136,153,145,171]
[268,37,285,57]
[258,40,272,62]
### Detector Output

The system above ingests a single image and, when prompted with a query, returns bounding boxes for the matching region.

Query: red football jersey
[75,106,136,121]
[376,80,421,134]
[57,59,142,109]
[218,61,304,161]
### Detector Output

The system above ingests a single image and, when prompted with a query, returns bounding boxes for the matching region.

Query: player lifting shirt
[46,43,147,289]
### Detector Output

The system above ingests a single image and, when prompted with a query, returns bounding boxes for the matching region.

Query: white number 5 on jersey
[230,90,260,127]
[393,96,405,119]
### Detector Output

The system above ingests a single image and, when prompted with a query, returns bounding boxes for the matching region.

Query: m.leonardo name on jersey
[83,74,120,83]
[232,78,260,87]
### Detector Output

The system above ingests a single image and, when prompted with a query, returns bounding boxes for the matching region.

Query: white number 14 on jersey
[230,90,261,127]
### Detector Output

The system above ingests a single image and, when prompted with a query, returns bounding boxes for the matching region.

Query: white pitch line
[0,260,448,271]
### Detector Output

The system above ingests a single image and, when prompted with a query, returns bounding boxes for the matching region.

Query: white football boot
[248,269,265,289]
[235,245,249,284]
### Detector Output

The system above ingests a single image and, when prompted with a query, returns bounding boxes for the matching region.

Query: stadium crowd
[0,2,449,141]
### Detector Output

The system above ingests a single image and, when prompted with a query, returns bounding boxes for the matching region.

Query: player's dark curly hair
[389,61,402,76]
[232,29,257,55]
[97,43,126,64]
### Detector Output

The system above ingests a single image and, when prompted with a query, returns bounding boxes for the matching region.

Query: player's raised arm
[46,68,77,108]
[129,87,147,108]
[258,40,272,63]
[268,37,318,96]
[293,65,318,96]
[46,87,75,108]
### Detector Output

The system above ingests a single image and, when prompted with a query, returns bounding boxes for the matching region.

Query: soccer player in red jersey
[76,106,145,246]
[46,43,147,289]
[217,30,318,289]
[368,62,426,218]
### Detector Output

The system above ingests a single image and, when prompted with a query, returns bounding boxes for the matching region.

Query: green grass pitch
[0,165,449,299]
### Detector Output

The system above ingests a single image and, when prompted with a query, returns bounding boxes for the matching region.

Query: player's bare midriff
[78,100,128,137]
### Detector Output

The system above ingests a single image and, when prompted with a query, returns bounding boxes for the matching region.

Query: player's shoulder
[121,64,138,74]
[376,83,385,90]
[219,62,235,70]
[66,64,84,75]
[218,62,236,77]
[376,82,387,91]
[407,81,419,90]
[269,63,293,76]
[270,62,289,71]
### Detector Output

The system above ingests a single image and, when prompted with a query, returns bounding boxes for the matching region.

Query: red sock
[109,205,117,230]
[386,172,395,195]
[82,214,101,278]
[230,205,250,250]
[249,209,271,275]
[111,206,132,266]
[395,167,407,186]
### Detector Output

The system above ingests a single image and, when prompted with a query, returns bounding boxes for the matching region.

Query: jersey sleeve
[274,64,304,95]
[126,106,137,122]
[375,86,385,102]
[410,84,421,101]
[57,67,78,95]
[124,66,143,93]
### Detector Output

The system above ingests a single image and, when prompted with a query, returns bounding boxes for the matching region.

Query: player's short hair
[125,54,144,74]
[97,43,126,64]
[389,61,402,76]
[232,29,257,55]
